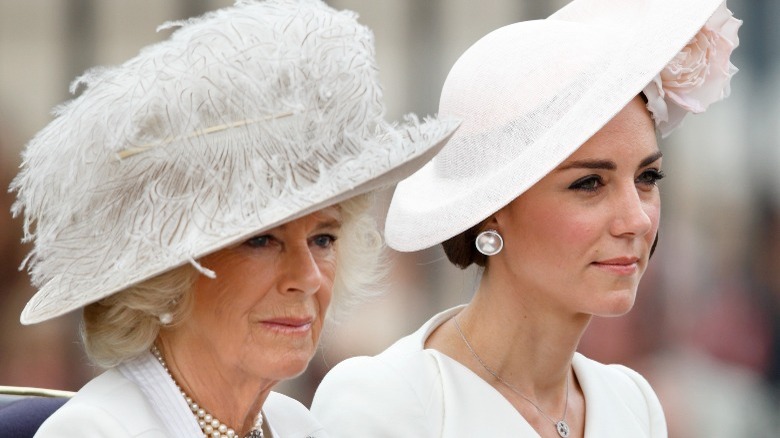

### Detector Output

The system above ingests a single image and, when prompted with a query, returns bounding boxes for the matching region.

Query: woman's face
[181,207,340,382]
[493,96,661,317]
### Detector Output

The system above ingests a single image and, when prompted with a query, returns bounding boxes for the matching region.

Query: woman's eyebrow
[639,151,663,167]
[558,159,616,171]
[315,219,343,230]
[557,150,663,172]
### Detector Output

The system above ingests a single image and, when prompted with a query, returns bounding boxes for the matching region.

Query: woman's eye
[312,234,337,249]
[636,169,665,186]
[568,175,603,192]
[245,235,272,248]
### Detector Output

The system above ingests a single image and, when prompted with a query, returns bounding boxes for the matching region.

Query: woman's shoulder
[311,333,446,436]
[35,369,166,437]
[574,353,667,435]
[317,323,446,393]
[264,392,327,438]
[574,353,658,396]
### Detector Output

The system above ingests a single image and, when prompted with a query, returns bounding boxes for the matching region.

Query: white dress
[312,306,667,437]
[35,351,327,437]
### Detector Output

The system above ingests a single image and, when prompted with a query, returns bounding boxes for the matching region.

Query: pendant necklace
[453,317,571,438]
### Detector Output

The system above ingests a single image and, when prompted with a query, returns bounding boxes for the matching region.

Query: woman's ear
[482,210,502,233]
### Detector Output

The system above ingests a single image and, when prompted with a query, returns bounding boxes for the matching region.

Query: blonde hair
[330,193,385,320]
[82,265,198,368]
[81,193,383,367]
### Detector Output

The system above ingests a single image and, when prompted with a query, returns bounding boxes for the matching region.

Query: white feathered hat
[12,0,459,324]
[385,0,740,252]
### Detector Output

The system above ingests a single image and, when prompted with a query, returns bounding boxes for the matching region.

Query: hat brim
[20,118,459,325]
[385,0,725,252]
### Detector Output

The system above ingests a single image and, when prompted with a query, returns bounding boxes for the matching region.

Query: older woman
[11,1,457,437]
[312,0,740,436]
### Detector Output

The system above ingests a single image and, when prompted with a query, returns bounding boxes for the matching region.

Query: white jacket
[35,352,326,437]
[312,306,667,437]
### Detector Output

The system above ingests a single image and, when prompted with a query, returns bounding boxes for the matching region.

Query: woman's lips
[258,317,313,335]
[591,256,639,275]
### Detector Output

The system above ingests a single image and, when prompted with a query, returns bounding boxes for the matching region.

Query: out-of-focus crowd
[2,1,780,436]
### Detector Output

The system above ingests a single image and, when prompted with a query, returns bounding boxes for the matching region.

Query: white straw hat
[12,0,459,324]
[385,0,740,252]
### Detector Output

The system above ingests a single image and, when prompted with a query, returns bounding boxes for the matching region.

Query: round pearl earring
[475,229,503,256]
[159,312,173,325]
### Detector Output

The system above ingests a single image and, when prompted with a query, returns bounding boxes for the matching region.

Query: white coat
[35,352,326,437]
[312,306,667,437]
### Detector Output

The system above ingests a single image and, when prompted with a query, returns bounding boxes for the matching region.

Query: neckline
[416,305,588,436]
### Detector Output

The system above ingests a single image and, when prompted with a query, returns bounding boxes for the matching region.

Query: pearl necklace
[151,345,264,438]
[453,317,571,438]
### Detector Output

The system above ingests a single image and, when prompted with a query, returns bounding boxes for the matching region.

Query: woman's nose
[609,186,654,238]
[277,245,322,295]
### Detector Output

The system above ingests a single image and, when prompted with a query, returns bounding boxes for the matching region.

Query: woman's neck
[427,269,590,395]
[155,334,275,436]
[425,275,590,437]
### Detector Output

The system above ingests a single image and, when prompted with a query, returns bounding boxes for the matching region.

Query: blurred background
[1,0,779,436]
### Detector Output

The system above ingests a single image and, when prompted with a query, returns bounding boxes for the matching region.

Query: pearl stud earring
[475,229,503,256]
[159,312,173,325]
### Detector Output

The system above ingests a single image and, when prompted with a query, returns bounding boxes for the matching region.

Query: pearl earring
[159,312,173,325]
[475,229,503,256]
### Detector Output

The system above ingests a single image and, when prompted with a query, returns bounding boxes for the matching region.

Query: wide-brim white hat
[13,0,459,324]
[386,0,739,252]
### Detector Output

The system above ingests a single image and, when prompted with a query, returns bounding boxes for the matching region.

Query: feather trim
[11,0,459,323]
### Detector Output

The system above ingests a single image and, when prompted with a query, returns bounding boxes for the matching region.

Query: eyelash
[311,234,337,249]
[245,235,272,248]
[243,234,338,249]
[568,169,665,192]
[637,169,665,186]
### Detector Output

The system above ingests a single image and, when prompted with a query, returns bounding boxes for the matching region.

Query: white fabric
[312,306,667,437]
[35,354,327,437]
[385,0,732,252]
[118,352,203,436]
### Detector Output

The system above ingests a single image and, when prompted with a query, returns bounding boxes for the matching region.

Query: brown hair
[441,220,491,269]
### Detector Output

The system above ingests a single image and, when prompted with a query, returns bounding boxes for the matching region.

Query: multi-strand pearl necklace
[151,345,264,438]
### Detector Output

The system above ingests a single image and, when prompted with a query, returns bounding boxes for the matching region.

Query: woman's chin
[593,289,637,317]
[256,352,315,381]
